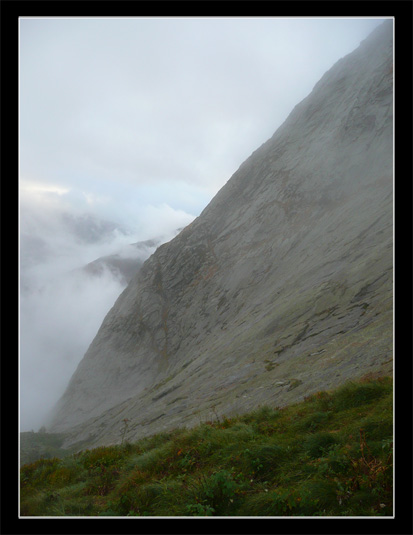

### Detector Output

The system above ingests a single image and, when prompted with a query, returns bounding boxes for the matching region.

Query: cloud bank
[19,189,193,431]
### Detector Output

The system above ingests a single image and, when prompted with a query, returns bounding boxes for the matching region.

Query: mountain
[48,22,393,450]
[81,232,185,284]
[81,238,164,285]
[19,210,132,291]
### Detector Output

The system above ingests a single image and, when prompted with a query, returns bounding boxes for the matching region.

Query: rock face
[82,238,164,285]
[49,22,393,449]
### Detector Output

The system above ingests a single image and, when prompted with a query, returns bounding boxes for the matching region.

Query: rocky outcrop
[49,21,393,450]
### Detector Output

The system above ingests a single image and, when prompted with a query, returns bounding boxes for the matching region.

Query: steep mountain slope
[49,21,393,450]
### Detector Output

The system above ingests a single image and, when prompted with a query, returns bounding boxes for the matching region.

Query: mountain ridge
[81,235,172,284]
[48,21,393,450]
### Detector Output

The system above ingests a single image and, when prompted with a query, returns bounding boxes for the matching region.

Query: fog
[19,17,386,431]
[19,186,193,431]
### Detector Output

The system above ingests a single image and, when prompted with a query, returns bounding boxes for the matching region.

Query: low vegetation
[20,376,393,517]
[20,430,75,466]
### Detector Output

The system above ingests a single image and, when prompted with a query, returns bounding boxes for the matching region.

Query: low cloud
[19,190,194,431]
[20,267,125,431]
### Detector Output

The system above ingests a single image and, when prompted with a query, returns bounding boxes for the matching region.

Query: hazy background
[19,16,386,431]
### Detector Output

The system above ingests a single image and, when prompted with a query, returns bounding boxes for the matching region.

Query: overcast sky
[19,17,386,432]
[19,17,385,226]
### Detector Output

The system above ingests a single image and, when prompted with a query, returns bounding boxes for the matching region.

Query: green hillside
[20,375,393,517]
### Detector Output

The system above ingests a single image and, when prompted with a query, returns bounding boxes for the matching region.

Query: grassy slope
[20,376,393,517]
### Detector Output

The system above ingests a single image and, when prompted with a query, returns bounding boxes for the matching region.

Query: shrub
[358,414,393,442]
[127,443,173,474]
[81,446,124,471]
[242,488,299,516]
[184,470,241,516]
[185,502,215,516]
[297,479,339,515]
[324,444,352,475]
[305,390,334,412]
[47,466,74,487]
[346,489,380,515]
[303,432,339,459]
[292,411,331,432]
[110,470,154,515]
[243,443,287,478]
[332,380,390,411]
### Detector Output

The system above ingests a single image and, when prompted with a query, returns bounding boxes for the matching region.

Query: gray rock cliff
[49,22,393,449]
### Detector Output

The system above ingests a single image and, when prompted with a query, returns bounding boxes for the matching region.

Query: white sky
[19,17,387,432]
[19,17,385,226]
